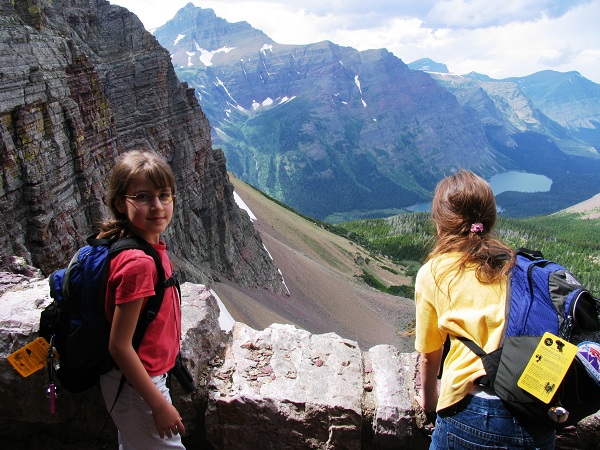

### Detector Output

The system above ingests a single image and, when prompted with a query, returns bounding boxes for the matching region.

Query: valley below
[211,175,417,352]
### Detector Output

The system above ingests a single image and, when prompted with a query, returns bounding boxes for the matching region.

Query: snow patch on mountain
[188,41,235,66]
[174,34,185,45]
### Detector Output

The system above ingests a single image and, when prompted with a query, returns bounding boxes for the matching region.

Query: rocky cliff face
[0,0,285,293]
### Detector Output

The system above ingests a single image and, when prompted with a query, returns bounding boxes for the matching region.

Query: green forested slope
[338,212,600,294]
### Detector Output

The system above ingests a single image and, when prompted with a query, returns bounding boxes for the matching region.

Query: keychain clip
[46,335,59,414]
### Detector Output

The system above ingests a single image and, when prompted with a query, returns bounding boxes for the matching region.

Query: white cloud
[109,0,600,83]
[424,0,590,28]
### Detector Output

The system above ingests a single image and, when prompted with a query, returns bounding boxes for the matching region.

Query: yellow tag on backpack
[517,332,578,403]
[7,337,56,378]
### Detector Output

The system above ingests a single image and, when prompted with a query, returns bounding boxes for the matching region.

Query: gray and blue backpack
[458,248,600,428]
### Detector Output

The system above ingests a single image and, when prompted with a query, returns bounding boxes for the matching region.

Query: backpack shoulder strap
[456,336,487,357]
[105,236,170,351]
[441,336,492,386]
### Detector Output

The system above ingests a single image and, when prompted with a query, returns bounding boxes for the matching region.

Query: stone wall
[0,274,598,449]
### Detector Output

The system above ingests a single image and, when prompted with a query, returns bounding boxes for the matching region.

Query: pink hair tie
[470,223,484,234]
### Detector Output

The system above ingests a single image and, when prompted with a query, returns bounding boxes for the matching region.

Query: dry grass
[562,193,600,219]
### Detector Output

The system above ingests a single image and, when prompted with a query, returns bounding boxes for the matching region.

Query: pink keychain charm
[47,383,56,414]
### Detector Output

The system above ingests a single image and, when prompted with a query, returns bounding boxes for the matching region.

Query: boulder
[206,323,364,449]
[369,345,420,448]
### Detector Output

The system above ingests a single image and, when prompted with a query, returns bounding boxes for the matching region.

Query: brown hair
[97,150,176,241]
[427,170,513,283]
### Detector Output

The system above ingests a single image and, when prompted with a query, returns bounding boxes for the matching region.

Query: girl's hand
[415,390,437,425]
[153,400,185,438]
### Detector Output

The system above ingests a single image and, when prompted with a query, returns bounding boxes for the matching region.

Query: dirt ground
[211,175,416,352]
[562,193,600,219]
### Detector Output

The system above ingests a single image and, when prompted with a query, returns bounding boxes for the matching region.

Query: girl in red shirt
[97,150,185,449]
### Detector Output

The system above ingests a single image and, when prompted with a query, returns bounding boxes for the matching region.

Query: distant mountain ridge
[424,68,600,156]
[154,4,600,221]
[408,58,449,73]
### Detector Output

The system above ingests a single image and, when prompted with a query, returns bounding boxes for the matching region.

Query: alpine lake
[406,171,553,213]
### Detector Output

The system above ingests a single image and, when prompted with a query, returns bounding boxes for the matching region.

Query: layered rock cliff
[0,0,285,293]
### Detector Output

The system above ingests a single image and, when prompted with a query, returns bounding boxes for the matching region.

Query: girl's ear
[115,196,126,214]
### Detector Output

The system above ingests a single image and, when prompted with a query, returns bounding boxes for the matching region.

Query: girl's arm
[109,298,185,438]
[415,346,443,412]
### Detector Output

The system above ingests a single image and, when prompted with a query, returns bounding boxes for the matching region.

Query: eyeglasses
[122,192,175,205]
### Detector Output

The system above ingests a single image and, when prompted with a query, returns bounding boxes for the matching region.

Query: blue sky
[110,0,600,83]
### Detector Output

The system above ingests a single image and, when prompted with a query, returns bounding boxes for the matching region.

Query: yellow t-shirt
[414,252,507,411]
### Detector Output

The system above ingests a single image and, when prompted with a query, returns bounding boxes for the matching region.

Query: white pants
[100,368,185,450]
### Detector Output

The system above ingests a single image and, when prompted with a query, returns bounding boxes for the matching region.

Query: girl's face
[115,174,174,244]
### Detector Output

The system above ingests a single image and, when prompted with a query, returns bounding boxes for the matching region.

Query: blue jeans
[430,395,556,449]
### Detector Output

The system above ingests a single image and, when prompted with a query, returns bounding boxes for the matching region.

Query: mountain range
[153,3,600,221]
[0,0,412,370]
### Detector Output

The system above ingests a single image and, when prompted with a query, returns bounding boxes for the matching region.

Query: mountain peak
[408,58,448,74]
[463,71,495,81]
[157,3,272,53]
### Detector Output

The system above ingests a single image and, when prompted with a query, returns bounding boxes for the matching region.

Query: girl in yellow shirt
[415,170,556,449]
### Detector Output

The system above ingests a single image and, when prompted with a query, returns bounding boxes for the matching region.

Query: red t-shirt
[105,242,180,376]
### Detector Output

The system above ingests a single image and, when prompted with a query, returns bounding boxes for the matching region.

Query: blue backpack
[459,249,600,428]
[39,236,176,394]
